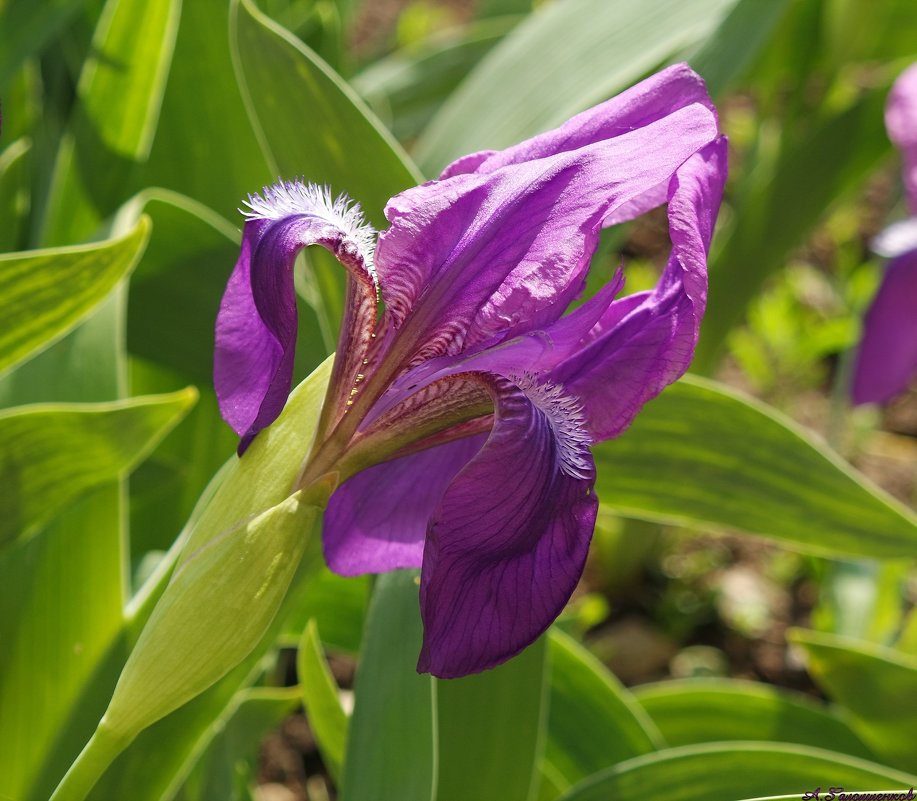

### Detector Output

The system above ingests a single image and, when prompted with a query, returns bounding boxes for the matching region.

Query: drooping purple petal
[323,435,485,576]
[417,375,598,678]
[547,137,727,441]
[851,248,917,405]
[374,103,719,372]
[886,63,917,214]
[214,182,377,452]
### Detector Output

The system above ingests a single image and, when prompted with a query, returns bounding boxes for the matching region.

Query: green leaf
[137,0,271,220]
[593,376,917,560]
[0,0,88,87]
[282,566,369,654]
[298,620,348,781]
[558,743,917,801]
[0,388,196,550]
[0,216,150,377]
[40,0,181,245]
[633,678,874,759]
[177,686,301,801]
[436,637,547,801]
[353,16,521,142]
[545,629,661,792]
[341,571,435,801]
[415,0,737,173]
[687,0,793,98]
[231,0,422,226]
[788,628,917,772]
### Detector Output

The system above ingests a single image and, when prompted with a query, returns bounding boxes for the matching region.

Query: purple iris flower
[852,63,917,405]
[215,64,727,678]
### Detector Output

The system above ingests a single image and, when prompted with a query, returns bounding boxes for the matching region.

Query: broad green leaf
[353,16,521,142]
[0,217,149,376]
[436,637,547,801]
[415,0,737,173]
[0,0,88,87]
[695,86,891,369]
[177,686,301,801]
[341,571,435,801]
[298,620,348,781]
[232,0,422,227]
[558,743,917,801]
[41,0,181,245]
[633,678,874,759]
[789,628,917,772]
[138,0,271,220]
[0,295,128,801]
[69,357,334,800]
[687,0,793,98]
[593,376,917,560]
[0,388,196,550]
[545,629,661,792]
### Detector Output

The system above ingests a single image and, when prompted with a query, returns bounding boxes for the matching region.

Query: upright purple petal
[886,63,917,214]
[851,249,917,405]
[323,435,485,576]
[214,182,377,451]
[417,376,598,678]
[375,104,719,371]
[552,136,728,441]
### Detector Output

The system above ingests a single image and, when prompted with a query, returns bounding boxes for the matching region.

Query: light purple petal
[323,436,484,576]
[417,376,598,678]
[886,63,917,214]
[551,136,728,441]
[214,184,377,452]
[375,103,719,372]
[851,248,917,405]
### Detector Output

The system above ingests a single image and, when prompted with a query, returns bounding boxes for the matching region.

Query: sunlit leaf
[593,376,917,560]
[0,389,196,550]
[558,743,917,801]
[0,217,149,377]
[298,620,348,781]
[789,628,917,773]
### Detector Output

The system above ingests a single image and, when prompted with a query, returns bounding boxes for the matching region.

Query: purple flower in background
[215,64,727,678]
[852,63,917,405]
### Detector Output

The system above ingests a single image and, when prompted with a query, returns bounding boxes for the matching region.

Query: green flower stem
[49,720,133,801]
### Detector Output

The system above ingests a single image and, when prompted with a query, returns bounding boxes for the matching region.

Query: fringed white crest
[512,372,593,479]
[241,179,378,285]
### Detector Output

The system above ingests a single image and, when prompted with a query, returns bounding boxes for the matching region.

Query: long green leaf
[341,571,436,801]
[415,0,737,173]
[593,376,917,560]
[40,0,181,245]
[558,743,917,801]
[633,678,874,759]
[545,629,662,793]
[0,217,150,376]
[298,620,349,782]
[788,628,917,772]
[232,0,422,225]
[436,637,547,801]
[0,137,31,252]
[0,389,196,550]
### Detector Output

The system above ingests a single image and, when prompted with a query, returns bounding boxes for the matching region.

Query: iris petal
[851,248,917,405]
[214,182,377,452]
[323,435,485,576]
[886,63,917,215]
[417,375,597,678]
[375,102,719,367]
